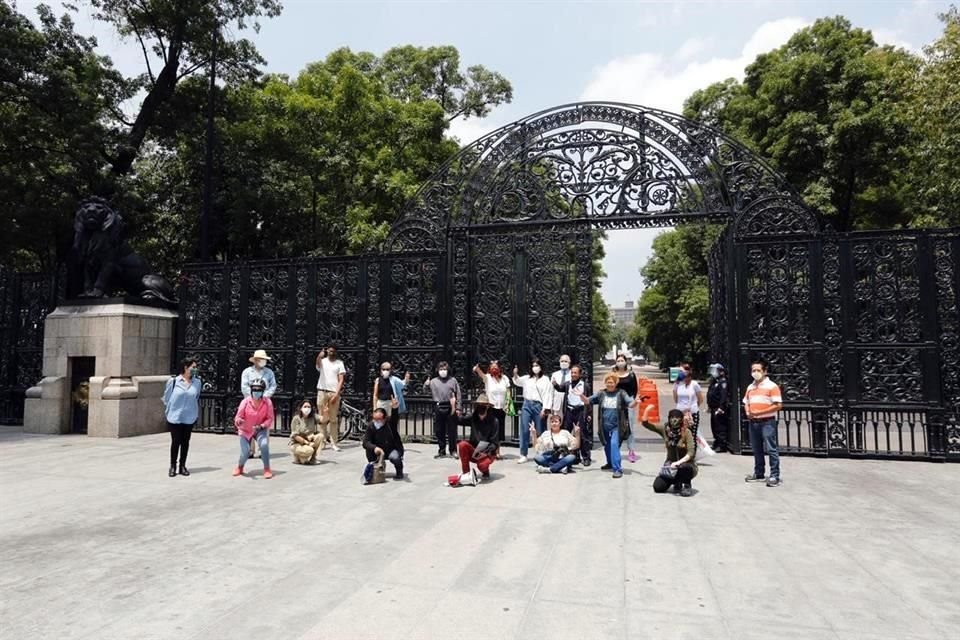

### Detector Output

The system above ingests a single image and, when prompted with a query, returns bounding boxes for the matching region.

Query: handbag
[362,452,387,485]
[658,462,678,481]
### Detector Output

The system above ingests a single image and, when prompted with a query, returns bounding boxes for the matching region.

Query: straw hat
[249,349,272,363]
[475,393,491,406]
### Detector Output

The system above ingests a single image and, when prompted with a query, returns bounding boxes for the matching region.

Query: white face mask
[438,369,448,378]
[373,420,384,429]
[752,371,763,382]
[255,358,266,368]
[532,366,542,375]
[616,361,626,369]
[381,370,390,379]
[559,361,570,370]
[301,407,311,416]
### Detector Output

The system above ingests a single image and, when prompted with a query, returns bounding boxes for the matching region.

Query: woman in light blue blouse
[162,357,201,477]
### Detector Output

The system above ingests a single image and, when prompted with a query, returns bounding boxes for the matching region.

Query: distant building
[611,300,636,328]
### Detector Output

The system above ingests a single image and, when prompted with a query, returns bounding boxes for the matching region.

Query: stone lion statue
[72,197,177,304]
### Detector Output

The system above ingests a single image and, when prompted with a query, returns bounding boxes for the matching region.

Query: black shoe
[394,472,404,481]
[745,473,766,483]
[582,459,592,467]
[179,465,190,477]
[680,484,693,497]
[168,466,177,478]
[601,463,612,470]
[434,452,445,459]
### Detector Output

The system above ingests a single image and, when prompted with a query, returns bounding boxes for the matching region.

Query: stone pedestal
[24,303,177,437]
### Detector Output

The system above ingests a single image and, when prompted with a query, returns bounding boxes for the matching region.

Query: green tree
[0,2,130,270]
[684,17,920,231]
[629,224,722,372]
[903,7,960,227]
[89,0,282,175]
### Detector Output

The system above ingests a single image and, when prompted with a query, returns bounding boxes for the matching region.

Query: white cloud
[447,115,506,146]
[579,17,810,112]
[675,37,712,62]
[871,28,918,52]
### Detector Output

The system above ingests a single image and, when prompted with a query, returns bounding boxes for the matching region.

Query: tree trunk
[110,41,183,176]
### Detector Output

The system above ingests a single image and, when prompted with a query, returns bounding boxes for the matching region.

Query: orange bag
[636,377,660,424]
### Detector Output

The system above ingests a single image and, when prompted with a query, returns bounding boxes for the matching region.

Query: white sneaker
[517,456,528,464]
[535,465,548,473]
[561,467,569,474]
[470,468,480,485]
[332,445,341,452]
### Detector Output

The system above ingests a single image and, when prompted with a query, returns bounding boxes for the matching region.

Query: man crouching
[363,408,405,481]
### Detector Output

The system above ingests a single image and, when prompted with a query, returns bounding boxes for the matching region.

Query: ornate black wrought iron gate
[0,267,60,425]
[725,228,960,460]
[169,101,959,461]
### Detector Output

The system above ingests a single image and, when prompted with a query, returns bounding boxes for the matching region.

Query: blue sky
[47,0,951,307]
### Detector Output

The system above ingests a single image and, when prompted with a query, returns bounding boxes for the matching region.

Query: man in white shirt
[553,364,591,466]
[315,344,346,451]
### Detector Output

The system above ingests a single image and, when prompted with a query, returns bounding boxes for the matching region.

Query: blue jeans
[534,452,577,473]
[602,422,622,472]
[749,418,780,478]
[519,400,544,456]
[239,430,271,469]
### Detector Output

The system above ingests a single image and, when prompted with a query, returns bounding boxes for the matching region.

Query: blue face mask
[373,420,384,430]
[677,370,686,382]
[252,391,264,399]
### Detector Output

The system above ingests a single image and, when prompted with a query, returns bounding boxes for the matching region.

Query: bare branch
[125,10,155,85]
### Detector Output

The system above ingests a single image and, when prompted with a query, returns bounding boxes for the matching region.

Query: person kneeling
[289,398,323,464]
[447,393,500,487]
[532,414,580,474]
[362,408,404,481]
[642,406,698,497]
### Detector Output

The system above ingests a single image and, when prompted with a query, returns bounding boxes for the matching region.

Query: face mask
[669,418,681,428]
[255,359,266,368]
[752,371,763,382]
[616,361,626,370]
[677,370,686,381]
[489,367,501,376]
[438,369,448,378]
[252,391,264,399]
[559,361,570,370]
[189,367,198,378]
[373,420,384,429]
[532,366,541,374]
[381,370,390,378]
[301,407,311,416]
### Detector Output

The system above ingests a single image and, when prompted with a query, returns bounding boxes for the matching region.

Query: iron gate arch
[172,101,959,460]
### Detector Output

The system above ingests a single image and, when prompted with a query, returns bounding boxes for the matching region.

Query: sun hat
[474,393,491,406]
[249,349,272,363]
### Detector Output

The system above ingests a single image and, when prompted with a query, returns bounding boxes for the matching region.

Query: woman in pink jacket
[233,379,274,478]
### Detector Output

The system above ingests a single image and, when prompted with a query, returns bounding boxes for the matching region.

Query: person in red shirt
[742,359,783,487]
[233,379,275,479]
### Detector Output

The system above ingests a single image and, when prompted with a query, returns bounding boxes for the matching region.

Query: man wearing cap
[706,363,731,453]
[448,393,500,486]
[241,349,277,459]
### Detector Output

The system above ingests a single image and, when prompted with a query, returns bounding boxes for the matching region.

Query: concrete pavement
[0,426,958,640]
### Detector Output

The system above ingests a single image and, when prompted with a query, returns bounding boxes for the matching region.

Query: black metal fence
[727,228,960,462]
[0,267,61,425]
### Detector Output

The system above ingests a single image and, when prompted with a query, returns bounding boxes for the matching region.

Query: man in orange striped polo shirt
[742,359,783,487]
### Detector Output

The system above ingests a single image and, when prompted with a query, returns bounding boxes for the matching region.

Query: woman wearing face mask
[672,362,704,438]
[512,360,554,464]
[577,374,636,478]
[472,360,510,447]
[642,406,698,497]
[613,353,640,463]
[289,398,322,464]
[162,357,201,477]
[233,379,274,479]
[530,414,581,474]
[424,362,461,459]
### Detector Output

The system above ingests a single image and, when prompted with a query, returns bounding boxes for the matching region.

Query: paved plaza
[0,426,958,640]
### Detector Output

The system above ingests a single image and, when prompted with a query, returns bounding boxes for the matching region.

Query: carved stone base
[23,303,177,437]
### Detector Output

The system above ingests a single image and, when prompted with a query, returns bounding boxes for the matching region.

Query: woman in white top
[472,360,510,448]
[672,362,704,438]
[512,360,554,464]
